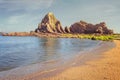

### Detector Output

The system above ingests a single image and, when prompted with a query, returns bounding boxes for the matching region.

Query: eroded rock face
[65,26,71,33]
[70,21,86,33]
[35,12,113,34]
[35,12,65,33]
[69,21,113,34]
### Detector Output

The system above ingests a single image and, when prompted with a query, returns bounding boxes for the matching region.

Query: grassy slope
[60,34,120,41]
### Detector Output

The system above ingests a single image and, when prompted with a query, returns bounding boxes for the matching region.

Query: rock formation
[69,21,113,34]
[2,32,32,36]
[35,12,113,34]
[70,21,87,33]
[35,12,65,33]
[64,26,70,33]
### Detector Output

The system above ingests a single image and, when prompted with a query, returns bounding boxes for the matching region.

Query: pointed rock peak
[45,12,56,19]
[47,12,54,16]
[42,12,57,23]
[35,12,65,33]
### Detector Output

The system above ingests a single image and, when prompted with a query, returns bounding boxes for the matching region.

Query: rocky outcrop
[94,22,113,34]
[64,26,70,33]
[35,12,65,33]
[69,21,113,34]
[2,12,114,37]
[2,32,32,36]
[70,21,86,33]
[35,12,113,34]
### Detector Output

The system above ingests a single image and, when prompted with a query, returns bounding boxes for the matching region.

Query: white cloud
[0,0,54,11]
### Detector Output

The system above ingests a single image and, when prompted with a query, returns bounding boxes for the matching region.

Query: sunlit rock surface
[35,12,65,33]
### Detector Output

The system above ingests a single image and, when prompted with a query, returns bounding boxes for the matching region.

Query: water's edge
[0,40,115,79]
[31,41,115,79]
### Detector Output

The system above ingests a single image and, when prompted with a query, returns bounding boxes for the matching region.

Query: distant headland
[2,12,120,40]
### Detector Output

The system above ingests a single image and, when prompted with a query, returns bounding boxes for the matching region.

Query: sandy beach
[34,40,120,80]
[1,0,120,80]
[0,40,119,80]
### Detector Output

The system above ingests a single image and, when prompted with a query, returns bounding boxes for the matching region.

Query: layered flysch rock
[35,12,65,33]
[70,21,113,34]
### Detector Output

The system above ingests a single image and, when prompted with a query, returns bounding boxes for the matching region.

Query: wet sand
[0,40,119,80]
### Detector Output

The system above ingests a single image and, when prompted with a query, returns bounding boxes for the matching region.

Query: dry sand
[38,40,120,80]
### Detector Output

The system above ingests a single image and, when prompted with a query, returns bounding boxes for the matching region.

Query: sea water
[0,36,101,72]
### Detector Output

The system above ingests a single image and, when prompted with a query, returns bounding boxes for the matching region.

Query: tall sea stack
[35,12,65,33]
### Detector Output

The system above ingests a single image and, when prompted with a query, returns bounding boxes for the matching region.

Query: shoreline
[1,32,117,41]
[0,40,115,80]
[39,40,120,80]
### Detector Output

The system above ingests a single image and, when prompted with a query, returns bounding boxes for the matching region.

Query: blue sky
[0,0,120,33]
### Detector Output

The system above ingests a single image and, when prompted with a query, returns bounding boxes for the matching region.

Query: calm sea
[0,36,103,72]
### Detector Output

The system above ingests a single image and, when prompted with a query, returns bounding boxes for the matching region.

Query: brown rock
[35,12,65,33]
[69,21,113,34]
[95,22,113,34]
[65,26,71,33]
[2,32,31,36]
[70,21,86,33]
[56,21,65,33]
[85,24,95,34]
[35,12,113,34]
[95,26,103,34]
